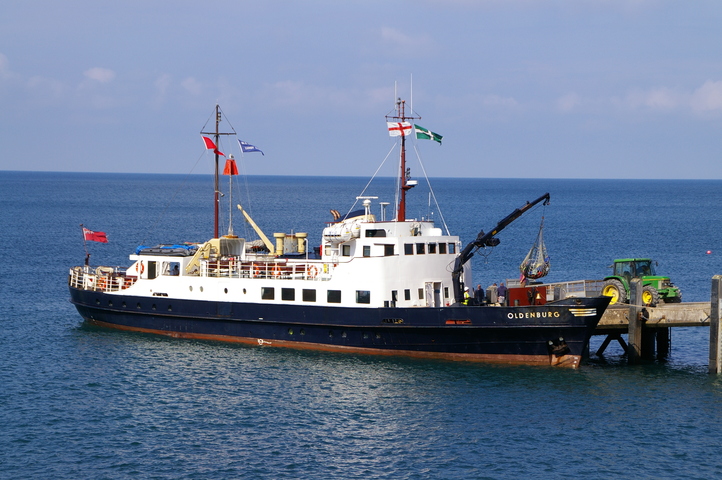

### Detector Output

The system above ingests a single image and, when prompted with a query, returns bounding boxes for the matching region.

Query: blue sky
[1,0,721,179]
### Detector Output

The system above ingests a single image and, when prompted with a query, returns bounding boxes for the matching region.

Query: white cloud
[153,74,172,106]
[26,75,67,104]
[181,77,203,95]
[619,81,722,115]
[0,52,22,84]
[557,93,581,112]
[690,80,722,113]
[380,27,435,57]
[155,74,172,95]
[83,67,115,83]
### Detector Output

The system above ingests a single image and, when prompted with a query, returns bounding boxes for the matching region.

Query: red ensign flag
[83,227,108,243]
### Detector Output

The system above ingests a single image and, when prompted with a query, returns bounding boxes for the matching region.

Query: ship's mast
[386,98,419,222]
[213,106,221,238]
[200,104,235,238]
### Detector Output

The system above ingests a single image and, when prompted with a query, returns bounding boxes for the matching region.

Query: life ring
[272,265,281,277]
[253,264,261,278]
[135,262,145,275]
[98,276,108,290]
[307,265,319,278]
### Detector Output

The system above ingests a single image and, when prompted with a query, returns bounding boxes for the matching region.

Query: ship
[68,101,611,368]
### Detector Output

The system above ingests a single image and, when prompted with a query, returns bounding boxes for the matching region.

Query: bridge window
[384,245,394,256]
[261,287,275,300]
[404,289,411,301]
[439,243,447,254]
[365,229,386,237]
[363,245,370,257]
[428,243,437,254]
[416,243,425,254]
[282,288,295,301]
[342,245,351,257]
[328,290,341,303]
[448,243,456,254]
[404,244,413,255]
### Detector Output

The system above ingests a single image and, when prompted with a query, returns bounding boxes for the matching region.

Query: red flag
[201,136,225,156]
[223,158,238,175]
[83,227,108,243]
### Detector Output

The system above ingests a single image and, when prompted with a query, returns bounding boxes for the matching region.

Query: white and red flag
[201,136,225,156]
[387,122,412,137]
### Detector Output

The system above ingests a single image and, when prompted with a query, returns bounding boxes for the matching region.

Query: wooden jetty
[590,277,722,374]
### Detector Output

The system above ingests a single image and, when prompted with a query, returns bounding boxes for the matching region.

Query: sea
[2,170,722,479]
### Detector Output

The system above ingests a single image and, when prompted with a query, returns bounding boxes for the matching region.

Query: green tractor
[601,258,682,306]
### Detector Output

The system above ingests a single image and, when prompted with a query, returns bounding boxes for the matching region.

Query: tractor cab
[612,259,655,281]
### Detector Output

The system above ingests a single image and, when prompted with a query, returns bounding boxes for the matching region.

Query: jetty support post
[709,275,722,374]
[627,278,644,364]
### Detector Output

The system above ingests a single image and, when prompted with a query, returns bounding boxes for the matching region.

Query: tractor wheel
[642,285,660,306]
[602,279,627,305]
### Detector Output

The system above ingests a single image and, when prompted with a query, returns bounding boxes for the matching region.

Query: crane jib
[451,192,550,305]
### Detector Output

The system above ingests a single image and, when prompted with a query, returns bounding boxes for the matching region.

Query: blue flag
[239,139,264,155]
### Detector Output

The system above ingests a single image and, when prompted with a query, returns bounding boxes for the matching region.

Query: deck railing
[69,258,332,293]
[200,259,330,280]
[68,266,137,293]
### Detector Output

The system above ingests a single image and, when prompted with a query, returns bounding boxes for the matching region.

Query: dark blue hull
[69,287,610,366]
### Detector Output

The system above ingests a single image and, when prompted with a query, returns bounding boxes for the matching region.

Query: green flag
[414,124,443,144]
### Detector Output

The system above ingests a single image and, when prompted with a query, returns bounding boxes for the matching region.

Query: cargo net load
[520,218,550,284]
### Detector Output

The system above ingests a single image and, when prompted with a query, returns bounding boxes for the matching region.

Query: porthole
[152,304,157,311]
[136,303,142,309]
[243,288,247,294]
[189,286,193,292]
[167,305,173,312]
[363,332,369,339]
[95,299,100,305]
[300,329,305,336]
[224,288,228,294]
[341,331,347,338]
[375,333,381,339]
[288,328,294,335]
[200,286,204,292]
[108,301,113,307]
[122,301,127,308]
[329,331,334,338]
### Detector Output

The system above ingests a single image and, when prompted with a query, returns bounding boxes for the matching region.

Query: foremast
[386,99,420,222]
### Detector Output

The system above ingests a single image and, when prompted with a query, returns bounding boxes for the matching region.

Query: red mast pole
[398,110,408,222]
[387,98,418,222]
